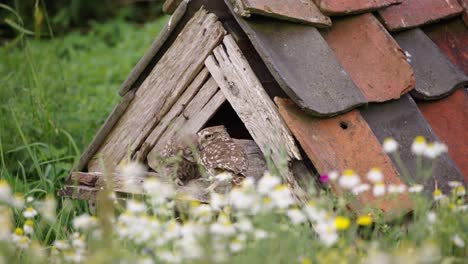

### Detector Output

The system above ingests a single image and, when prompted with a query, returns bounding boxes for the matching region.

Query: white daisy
[367,167,384,183]
[383,138,398,153]
[338,170,361,189]
[411,136,427,155]
[373,182,386,197]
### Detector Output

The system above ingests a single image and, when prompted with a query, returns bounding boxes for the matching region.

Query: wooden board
[417,89,468,181]
[276,98,412,217]
[119,1,188,96]
[146,79,226,170]
[393,28,468,100]
[314,0,401,15]
[321,13,415,102]
[231,0,331,27]
[205,35,305,201]
[378,0,463,31]
[360,95,464,194]
[225,0,367,117]
[424,18,468,75]
[87,8,226,172]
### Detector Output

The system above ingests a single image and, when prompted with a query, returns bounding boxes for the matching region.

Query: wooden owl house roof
[60,0,467,218]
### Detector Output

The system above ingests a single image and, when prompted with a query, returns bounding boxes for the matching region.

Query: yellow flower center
[0,180,8,186]
[370,167,382,173]
[25,220,34,226]
[343,169,355,177]
[456,186,465,193]
[357,216,373,226]
[26,207,34,212]
[302,258,312,264]
[383,138,394,144]
[414,136,426,144]
[376,182,385,186]
[191,201,200,207]
[335,216,351,230]
[263,197,272,204]
[15,228,24,236]
[274,184,288,191]
[433,189,442,196]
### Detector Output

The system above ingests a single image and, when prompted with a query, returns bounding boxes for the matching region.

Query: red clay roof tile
[322,13,415,102]
[276,97,412,217]
[232,0,331,27]
[378,0,463,31]
[424,18,468,75]
[417,89,468,181]
[314,0,401,15]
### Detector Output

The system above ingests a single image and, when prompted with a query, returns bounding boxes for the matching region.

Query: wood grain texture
[67,90,135,181]
[146,80,226,170]
[226,0,366,117]
[119,0,188,96]
[276,97,412,217]
[163,0,184,14]
[322,13,415,102]
[231,0,331,27]
[393,28,468,100]
[378,0,463,31]
[88,8,226,172]
[424,18,468,75]
[205,35,301,165]
[314,0,401,15]
[417,89,468,181]
[360,95,464,194]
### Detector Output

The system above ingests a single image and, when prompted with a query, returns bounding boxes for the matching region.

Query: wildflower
[338,169,361,189]
[319,174,329,183]
[448,181,462,188]
[37,195,57,223]
[176,236,203,260]
[71,233,86,250]
[158,250,182,264]
[16,236,30,249]
[210,193,226,211]
[210,220,236,237]
[357,215,373,226]
[12,227,24,242]
[254,229,268,240]
[328,171,339,181]
[367,167,384,183]
[191,204,212,221]
[411,136,427,155]
[126,200,146,214]
[383,138,398,153]
[23,220,34,235]
[73,214,98,231]
[11,193,25,209]
[0,180,12,202]
[64,250,86,263]
[23,207,38,218]
[423,143,438,159]
[257,172,281,194]
[229,187,258,211]
[388,184,406,194]
[433,189,444,201]
[215,172,233,182]
[334,216,351,231]
[235,218,253,233]
[455,186,466,196]
[316,221,338,246]
[117,161,146,178]
[452,234,465,248]
[230,235,246,253]
[26,196,34,203]
[53,240,70,250]
[352,183,370,195]
[269,185,295,209]
[409,184,424,193]
[287,208,307,225]
[373,182,386,197]
[426,211,437,224]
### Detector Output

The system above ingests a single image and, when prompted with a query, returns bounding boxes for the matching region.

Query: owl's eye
[206,134,214,140]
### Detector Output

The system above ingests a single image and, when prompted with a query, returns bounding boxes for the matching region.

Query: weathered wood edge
[163,0,185,15]
[66,90,135,182]
[118,1,188,96]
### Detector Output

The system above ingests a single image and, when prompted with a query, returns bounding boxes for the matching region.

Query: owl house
[60,0,467,219]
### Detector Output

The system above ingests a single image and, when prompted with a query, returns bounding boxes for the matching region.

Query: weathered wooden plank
[360,94,464,194]
[231,0,331,27]
[67,90,135,181]
[146,80,226,170]
[417,89,468,181]
[314,0,401,15]
[58,185,100,201]
[119,1,188,96]
[393,28,468,100]
[378,0,463,31]
[321,13,415,102]
[88,8,226,172]
[275,98,412,217]
[133,68,210,162]
[424,18,468,75]
[205,35,301,165]
[225,0,366,117]
[163,0,184,15]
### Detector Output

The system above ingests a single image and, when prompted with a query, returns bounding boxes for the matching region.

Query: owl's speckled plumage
[161,134,200,185]
[197,126,248,185]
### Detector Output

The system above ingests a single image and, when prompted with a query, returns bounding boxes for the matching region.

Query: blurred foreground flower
[383,138,398,153]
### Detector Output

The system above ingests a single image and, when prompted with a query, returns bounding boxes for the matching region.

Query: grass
[0,14,467,264]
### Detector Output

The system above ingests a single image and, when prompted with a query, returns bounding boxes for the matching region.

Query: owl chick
[197,125,248,187]
[161,134,201,186]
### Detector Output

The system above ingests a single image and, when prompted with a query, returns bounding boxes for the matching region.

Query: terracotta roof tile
[417,89,468,181]
[321,13,415,102]
[424,18,468,75]
[231,0,331,27]
[393,28,468,100]
[226,0,367,116]
[378,0,463,31]
[314,0,401,15]
[276,97,412,217]
[360,95,464,193]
